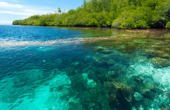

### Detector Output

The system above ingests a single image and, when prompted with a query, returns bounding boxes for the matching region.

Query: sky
[0,0,84,25]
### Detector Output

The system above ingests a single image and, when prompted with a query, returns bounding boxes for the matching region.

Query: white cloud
[0,2,24,8]
[0,2,55,24]
[0,9,50,16]
[0,20,12,25]
[0,11,32,16]
[0,2,53,16]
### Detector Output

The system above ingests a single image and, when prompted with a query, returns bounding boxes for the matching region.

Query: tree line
[13,0,170,29]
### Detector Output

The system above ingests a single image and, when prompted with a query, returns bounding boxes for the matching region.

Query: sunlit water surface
[0,25,170,110]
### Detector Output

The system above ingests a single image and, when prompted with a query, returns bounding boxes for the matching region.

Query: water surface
[0,25,170,110]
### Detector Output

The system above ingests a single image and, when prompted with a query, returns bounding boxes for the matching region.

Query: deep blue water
[0,25,170,110]
[0,25,83,42]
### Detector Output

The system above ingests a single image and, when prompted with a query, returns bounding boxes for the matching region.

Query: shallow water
[0,25,170,110]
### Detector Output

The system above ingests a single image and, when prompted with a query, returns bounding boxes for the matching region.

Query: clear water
[0,25,170,110]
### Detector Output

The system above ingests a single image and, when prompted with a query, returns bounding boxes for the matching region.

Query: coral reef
[151,57,170,67]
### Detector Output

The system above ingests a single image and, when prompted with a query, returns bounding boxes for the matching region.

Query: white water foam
[0,37,120,47]
[0,38,86,47]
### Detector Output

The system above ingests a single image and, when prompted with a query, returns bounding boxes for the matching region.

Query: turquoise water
[0,25,170,110]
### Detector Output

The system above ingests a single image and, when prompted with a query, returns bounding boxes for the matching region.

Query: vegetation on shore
[13,0,170,29]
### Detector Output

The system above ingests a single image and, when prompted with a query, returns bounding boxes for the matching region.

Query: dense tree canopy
[13,0,170,29]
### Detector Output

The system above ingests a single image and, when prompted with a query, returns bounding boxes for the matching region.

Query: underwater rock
[72,61,79,66]
[151,57,170,67]
[101,54,110,59]
[82,73,97,88]
[141,89,150,94]
[145,82,155,90]
[94,46,106,50]
[104,81,134,102]
[166,92,170,99]
[144,48,155,57]
[165,40,170,43]
[82,73,88,80]
[70,75,87,92]
[87,79,97,88]
[107,59,115,65]
[157,94,170,107]
[155,50,170,58]
[93,56,100,62]
[132,107,137,110]
[162,47,170,54]
[101,49,112,54]
[84,55,92,60]
[134,92,143,101]
[106,81,133,110]
[80,86,110,110]
[142,91,154,100]
[113,41,122,45]
[107,71,115,77]
[109,63,127,75]
[138,105,144,110]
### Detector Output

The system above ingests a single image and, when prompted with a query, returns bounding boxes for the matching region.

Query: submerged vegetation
[13,0,170,29]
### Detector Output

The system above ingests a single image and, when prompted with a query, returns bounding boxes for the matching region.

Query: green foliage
[13,0,170,29]
[68,9,76,15]
[142,0,161,10]
[112,7,154,29]
[12,20,22,25]
[83,0,87,8]
[166,22,170,28]
[155,1,170,20]
[58,7,61,14]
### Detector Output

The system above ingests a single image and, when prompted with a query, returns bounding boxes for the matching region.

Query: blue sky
[0,0,84,25]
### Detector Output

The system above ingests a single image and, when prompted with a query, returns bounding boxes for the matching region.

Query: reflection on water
[0,26,170,110]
